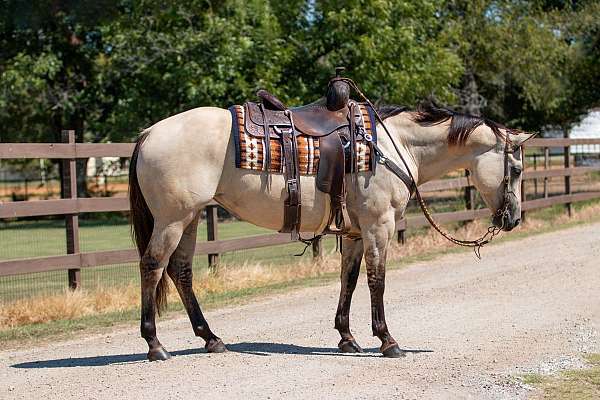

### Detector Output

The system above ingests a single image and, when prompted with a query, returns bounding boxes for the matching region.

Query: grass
[0,217,273,260]
[520,354,600,399]
[0,272,338,344]
[1,199,600,347]
[0,217,330,302]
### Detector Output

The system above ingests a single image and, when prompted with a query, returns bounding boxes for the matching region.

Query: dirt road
[1,222,599,399]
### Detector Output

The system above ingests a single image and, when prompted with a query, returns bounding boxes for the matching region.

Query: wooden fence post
[312,237,323,259]
[62,130,80,290]
[564,129,572,217]
[533,153,538,198]
[464,170,475,211]
[397,229,406,245]
[521,151,527,223]
[206,205,219,269]
[544,147,549,198]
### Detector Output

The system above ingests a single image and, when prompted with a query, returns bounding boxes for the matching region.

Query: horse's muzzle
[492,213,520,231]
[503,218,520,231]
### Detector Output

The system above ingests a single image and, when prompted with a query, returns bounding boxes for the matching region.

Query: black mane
[377,100,516,146]
[377,104,409,120]
[413,100,506,146]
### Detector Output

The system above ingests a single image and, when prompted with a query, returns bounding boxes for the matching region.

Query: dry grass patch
[524,354,600,400]
[0,257,343,330]
[0,286,139,329]
[1,200,600,331]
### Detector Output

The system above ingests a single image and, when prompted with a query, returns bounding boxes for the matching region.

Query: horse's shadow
[11,342,433,369]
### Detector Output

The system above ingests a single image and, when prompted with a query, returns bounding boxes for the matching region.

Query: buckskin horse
[128,77,534,361]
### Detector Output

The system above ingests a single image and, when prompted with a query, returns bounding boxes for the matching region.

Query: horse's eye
[512,166,522,176]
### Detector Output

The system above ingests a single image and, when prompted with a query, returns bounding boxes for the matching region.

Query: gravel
[1,222,599,400]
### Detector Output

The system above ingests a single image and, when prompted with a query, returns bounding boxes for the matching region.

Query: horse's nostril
[514,218,521,227]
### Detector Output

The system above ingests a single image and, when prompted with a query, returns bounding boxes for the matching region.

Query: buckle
[363,133,373,142]
[287,179,298,190]
[274,126,292,135]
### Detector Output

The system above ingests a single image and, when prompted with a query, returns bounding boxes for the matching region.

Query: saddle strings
[334,77,509,258]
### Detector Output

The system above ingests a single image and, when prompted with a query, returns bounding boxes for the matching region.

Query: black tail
[129,131,168,314]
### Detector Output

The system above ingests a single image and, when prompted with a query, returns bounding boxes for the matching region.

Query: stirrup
[323,202,352,235]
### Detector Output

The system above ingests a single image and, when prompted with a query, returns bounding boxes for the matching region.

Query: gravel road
[1,222,599,400]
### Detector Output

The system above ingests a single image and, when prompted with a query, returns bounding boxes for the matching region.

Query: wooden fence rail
[1,137,599,282]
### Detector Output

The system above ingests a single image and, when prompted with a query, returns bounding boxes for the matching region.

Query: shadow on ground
[11,342,433,368]
[227,342,433,358]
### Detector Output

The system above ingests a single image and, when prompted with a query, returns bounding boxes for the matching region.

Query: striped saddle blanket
[229,103,377,175]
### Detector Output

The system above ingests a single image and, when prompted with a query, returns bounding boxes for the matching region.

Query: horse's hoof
[206,338,227,353]
[147,347,171,361]
[381,343,406,358]
[338,338,363,353]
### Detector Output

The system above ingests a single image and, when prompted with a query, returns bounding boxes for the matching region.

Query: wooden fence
[1,134,600,289]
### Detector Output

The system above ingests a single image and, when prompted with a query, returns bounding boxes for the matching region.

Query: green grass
[0,218,274,260]
[0,218,339,302]
[519,354,600,399]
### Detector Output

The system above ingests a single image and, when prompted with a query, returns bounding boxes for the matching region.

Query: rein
[332,77,517,258]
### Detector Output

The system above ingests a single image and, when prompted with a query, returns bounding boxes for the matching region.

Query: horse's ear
[512,131,537,145]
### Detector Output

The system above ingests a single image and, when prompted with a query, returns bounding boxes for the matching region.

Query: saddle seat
[256,89,349,137]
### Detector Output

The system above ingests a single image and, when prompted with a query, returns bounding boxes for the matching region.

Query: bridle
[494,134,520,230]
[334,77,521,258]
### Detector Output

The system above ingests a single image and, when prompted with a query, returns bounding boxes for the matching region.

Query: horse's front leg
[363,219,405,358]
[335,237,364,353]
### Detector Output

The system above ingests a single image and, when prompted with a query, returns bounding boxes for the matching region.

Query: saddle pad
[229,104,377,175]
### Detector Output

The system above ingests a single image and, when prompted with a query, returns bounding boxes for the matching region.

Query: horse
[128,100,533,361]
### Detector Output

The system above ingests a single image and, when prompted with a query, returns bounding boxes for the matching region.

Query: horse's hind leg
[335,237,364,353]
[140,216,191,361]
[167,213,226,353]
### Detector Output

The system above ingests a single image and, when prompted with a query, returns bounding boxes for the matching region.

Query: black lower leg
[365,243,404,358]
[335,259,360,338]
[140,266,170,361]
[168,261,226,353]
[370,287,403,357]
[335,239,363,353]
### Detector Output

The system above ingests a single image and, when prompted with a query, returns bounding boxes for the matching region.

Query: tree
[1,0,598,147]
[443,0,599,131]
[273,0,464,106]
[0,0,118,143]
[93,0,289,141]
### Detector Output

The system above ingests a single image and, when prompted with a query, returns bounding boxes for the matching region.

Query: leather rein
[332,77,519,258]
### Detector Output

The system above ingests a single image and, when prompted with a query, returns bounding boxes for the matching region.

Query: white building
[569,109,600,155]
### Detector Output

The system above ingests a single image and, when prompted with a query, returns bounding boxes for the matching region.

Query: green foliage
[0,0,598,143]
[285,0,463,105]
[445,1,558,128]
[94,0,291,140]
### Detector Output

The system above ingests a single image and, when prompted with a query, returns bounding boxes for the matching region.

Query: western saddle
[243,68,375,239]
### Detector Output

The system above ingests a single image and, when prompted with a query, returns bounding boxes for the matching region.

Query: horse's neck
[403,125,473,185]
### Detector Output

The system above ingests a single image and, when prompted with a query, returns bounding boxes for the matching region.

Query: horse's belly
[214,167,330,233]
